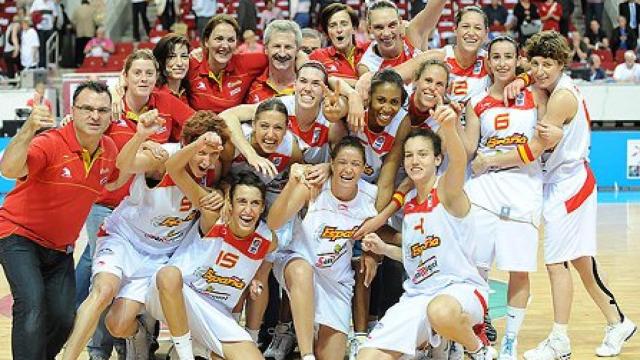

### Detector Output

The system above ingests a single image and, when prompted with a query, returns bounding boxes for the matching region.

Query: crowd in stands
[2,0,640,83]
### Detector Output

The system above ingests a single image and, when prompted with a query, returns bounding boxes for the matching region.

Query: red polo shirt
[309,41,368,81]
[187,52,268,112]
[0,123,118,251]
[245,68,295,104]
[156,83,189,106]
[96,89,195,208]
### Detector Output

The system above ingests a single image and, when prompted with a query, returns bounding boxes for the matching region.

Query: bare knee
[105,311,136,338]
[284,260,313,292]
[509,271,530,286]
[156,266,183,294]
[427,295,461,330]
[89,277,118,310]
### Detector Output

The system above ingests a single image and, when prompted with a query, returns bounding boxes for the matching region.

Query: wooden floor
[0,202,639,359]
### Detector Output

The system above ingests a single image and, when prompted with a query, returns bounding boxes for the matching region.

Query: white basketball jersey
[354,108,408,183]
[401,185,487,297]
[443,45,491,104]
[106,143,198,255]
[360,37,419,96]
[541,74,591,184]
[286,178,378,284]
[465,89,542,223]
[231,124,296,205]
[280,95,331,164]
[173,221,273,312]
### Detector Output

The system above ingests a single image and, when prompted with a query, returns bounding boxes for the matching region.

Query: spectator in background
[20,17,40,69]
[291,0,311,28]
[300,28,323,54]
[29,0,58,68]
[483,0,509,35]
[131,0,151,42]
[355,17,369,44]
[156,0,180,31]
[259,0,282,31]
[539,0,562,32]
[192,0,217,40]
[557,0,573,36]
[237,0,258,36]
[428,27,441,49]
[585,0,603,24]
[619,0,640,37]
[569,30,591,63]
[586,19,607,47]
[588,53,607,81]
[3,15,22,79]
[611,15,638,55]
[84,26,114,62]
[26,81,53,111]
[71,0,96,67]
[513,0,540,46]
[613,50,640,82]
[236,29,265,54]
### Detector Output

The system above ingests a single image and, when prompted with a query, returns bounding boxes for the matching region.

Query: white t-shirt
[30,0,58,31]
[613,63,640,83]
[20,28,40,68]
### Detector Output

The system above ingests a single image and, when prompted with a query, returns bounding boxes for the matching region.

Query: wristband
[392,191,405,207]
[517,144,535,164]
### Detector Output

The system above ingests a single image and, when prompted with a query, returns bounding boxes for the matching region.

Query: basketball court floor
[0,194,639,359]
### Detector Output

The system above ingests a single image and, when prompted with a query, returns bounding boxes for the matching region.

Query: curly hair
[524,31,572,64]
[181,111,230,146]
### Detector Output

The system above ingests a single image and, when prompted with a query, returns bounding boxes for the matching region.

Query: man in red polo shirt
[245,19,300,104]
[0,81,118,360]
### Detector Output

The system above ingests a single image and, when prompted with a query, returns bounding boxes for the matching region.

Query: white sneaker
[595,317,637,357]
[523,333,571,360]
[348,334,367,360]
[263,322,296,360]
[465,346,492,360]
[498,333,517,360]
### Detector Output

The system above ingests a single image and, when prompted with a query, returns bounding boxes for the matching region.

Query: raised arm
[461,101,481,160]
[115,109,167,175]
[266,164,314,230]
[405,0,447,51]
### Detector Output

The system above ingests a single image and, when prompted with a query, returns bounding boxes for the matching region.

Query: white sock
[301,354,316,360]
[172,332,194,360]
[552,322,568,337]
[246,327,260,343]
[232,312,241,323]
[505,306,526,337]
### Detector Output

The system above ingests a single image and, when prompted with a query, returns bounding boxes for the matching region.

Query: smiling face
[266,31,298,71]
[229,185,264,236]
[206,22,237,67]
[368,7,403,57]
[295,66,325,110]
[252,110,287,154]
[327,10,355,53]
[455,11,487,55]
[166,43,189,81]
[125,59,157,98]
[530,56,564,90]
[404,135,442,185]
[369,82,403,128]
[186,144,218,178]
[414,65,448,110]
[331,146,365,189]
[488,40,518,84]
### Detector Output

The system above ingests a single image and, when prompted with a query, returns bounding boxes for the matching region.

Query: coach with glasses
[0,81,120,359]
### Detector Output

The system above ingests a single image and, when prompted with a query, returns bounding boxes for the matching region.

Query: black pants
[75,37,91,67]
[132,1,151,41]
[37,29,55,68]
[0,234,76,359]
[160,0,176,31]
[370,257,405,318]
[3,51,21,78]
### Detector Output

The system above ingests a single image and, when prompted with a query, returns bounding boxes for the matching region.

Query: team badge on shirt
[473,59,483,75]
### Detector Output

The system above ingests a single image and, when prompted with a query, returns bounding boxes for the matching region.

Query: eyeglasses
[74,105,111,116]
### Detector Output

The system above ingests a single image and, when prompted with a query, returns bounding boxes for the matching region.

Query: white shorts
[473,207,538,272]
[146,270,252,358]
[93,231,171,303]
[543,166,597,264]
[361,283,487,357]
[272,250,353,335]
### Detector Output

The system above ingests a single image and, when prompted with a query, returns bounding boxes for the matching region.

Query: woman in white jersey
[147,130,277,359]
[267,137,379,360]
[472,31,636,359]
[463,36,552,360]
[358,102,491,360]
[63,111,228,359]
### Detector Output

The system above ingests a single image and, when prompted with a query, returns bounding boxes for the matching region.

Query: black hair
[153,33,191,99]
[330,135,366,163]
[370,68,408,106]
[403,128,442,158]
[229,170,267,204]
[255,98,289,123]
[72,80,111,104]
[487,35,519,57]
